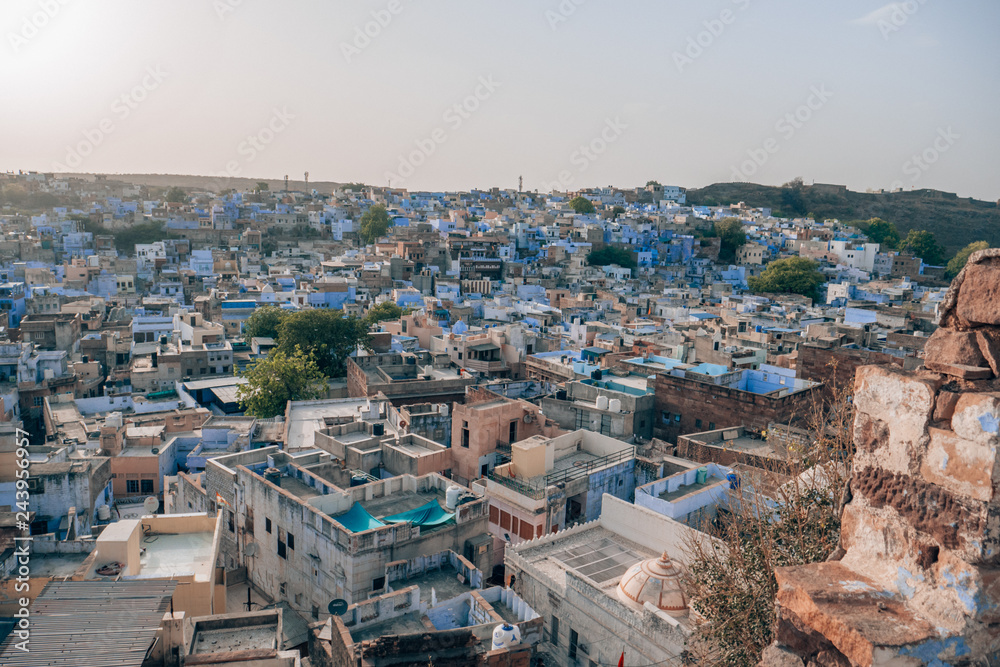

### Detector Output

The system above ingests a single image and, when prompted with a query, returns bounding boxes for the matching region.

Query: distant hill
[686,182,1000,257]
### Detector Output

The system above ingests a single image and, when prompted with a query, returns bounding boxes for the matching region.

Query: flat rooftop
[394,564,473,606]
[285,399,370,450]
[351,612,428,643]
[658,478,727,503]
[137,530,215,578]
[278,474,322,501]
[191,625,277,654]
[361,488,446,520]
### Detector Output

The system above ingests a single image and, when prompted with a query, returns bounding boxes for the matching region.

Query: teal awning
[335,503,385,533]
[383,500,455,527]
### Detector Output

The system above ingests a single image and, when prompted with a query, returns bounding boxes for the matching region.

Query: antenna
[304,171,309,187]
[328,599,348,616]
[518,175,523,194]
[244,543,258,558]
[284,174,289,191]
[142,496,159,514]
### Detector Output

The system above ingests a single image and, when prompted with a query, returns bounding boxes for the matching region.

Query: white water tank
[97,505,111,521]
[105,412,123,429]
[446,486,462,511]
[596,395,610,411]
[491,623,522,651]
[609,398,622,413]
[440,403,449,417]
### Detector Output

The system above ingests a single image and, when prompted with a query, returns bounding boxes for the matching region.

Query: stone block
[923,361,993,380]
[774,562,936,667]
[923,328,986,368]
[921,427,997,503]
[950,392,1000,447]
[955,256,1000,327]
[934,390,961,423]
[852,367,941,475]
[977,329,1000,377]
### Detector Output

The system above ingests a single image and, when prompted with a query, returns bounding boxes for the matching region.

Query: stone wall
[767,249,1000,666]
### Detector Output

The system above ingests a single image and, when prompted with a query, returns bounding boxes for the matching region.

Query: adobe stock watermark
[214,0,248,20]
[52,66,169,172]
[383,76,501,185]
[888,127,959,191]
[546,0,589,31]
[543,117,629,192]
[341,0,414,63]
[870,0,930,40]
[674,0,751,73]
[212,107,296,182]
[730,85,833,182]
[8,0,72,53]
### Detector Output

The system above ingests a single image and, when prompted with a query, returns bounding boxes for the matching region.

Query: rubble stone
[923,328,986,368]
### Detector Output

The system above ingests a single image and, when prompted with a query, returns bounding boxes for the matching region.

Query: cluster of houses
[0,171,948,666]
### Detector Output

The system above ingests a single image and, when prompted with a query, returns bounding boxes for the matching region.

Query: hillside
[61,173,343,194]
[686,182,1000,256]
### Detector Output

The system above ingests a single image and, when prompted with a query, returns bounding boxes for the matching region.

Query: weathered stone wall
[767,249,1000,666]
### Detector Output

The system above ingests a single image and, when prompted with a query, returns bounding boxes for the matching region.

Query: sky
[2,0,998,199]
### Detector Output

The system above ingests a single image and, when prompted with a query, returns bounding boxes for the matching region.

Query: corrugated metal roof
[0,580,177,667]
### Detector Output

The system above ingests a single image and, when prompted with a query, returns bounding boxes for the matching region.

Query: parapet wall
[766,249,1000,666]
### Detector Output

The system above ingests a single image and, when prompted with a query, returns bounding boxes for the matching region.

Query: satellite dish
[244,543,259,558]
[328,599,348,616]
[143,496,159,514]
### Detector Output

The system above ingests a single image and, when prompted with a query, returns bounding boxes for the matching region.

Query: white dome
[616,552,688,617]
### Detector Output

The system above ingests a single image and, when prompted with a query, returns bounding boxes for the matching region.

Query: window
[550,616,560,645]
[695,419,703,429]
[372,576,385,591]
[228,511,235,533]
[287,532,294,550]
[709,422,716,430]
[461,428,470,448]
[674,414,681,422]
[246,508,254,535]
[33,396,44,406]
[277,535,287,559]
[661,411,671,423]
[126,480,139,493]
[140,479,154,494]
[569,629,579,660]
[265,517,272,533]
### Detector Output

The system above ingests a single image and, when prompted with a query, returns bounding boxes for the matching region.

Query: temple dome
[616,552,688,617]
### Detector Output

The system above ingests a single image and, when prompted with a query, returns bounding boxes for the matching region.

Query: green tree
[359,204,392,245]
[277,309,370,377]
[237,348,326,418]
[900,229,945,266]
[243,305,288,340]
[946,241,991,279]
[586,246,636,269]
[748,257,826,300]
[780,178,807,216]
[610,205,626,220]
[856,218,900,250]
[365,301,403,325]
[256,181,269,192]
[645,180,661,187]
[165,187,187,203]
[714,218,747,263]
[568,196,596,215]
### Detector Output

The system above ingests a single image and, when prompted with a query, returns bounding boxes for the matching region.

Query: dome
[616,552,688,617]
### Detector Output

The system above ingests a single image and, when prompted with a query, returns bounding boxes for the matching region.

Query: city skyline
[3,0,998,199]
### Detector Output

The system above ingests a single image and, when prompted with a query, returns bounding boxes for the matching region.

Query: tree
[256,181,269,192]
[714,218,747,263]
[276,309,370,377]
[779,178,806,217]
[237,348,326,418]
[748,257,826,300]
[165,187,187,203]
[900,229,945,266]
[645,180,662,187]
[586,246,636,269]
[946,241,990,279]
[684,375,854,666]
[856,218,900,250]
[568,196,595,215]
[611,205,626,220]
[365,301,403,326]
[359,204,392,245]
[243,305,288,341]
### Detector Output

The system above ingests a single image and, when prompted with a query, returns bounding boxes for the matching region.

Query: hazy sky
[3,0,998,198]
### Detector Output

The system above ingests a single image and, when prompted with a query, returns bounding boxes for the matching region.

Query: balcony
[463,358,507,373]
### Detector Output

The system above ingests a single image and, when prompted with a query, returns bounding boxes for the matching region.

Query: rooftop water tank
[350,474,367,488]
[446,485,462,511]
[372,423,385,437]
[608,398,622,413]
[596,395,610,411]
[264,467,282,485]
[491,623,522,651]
[97,505,111,521]
[105,412,123,429]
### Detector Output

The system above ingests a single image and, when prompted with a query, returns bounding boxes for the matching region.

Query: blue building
[0,283,27,328]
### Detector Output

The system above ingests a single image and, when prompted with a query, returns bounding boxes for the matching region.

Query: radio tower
[304,171,309,189]
[284,174,289,191]
[518,175,523,194]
